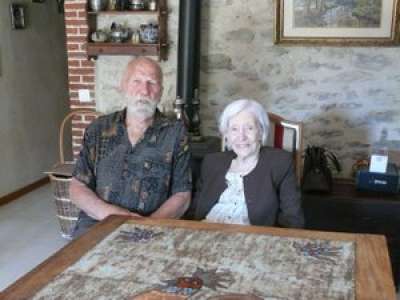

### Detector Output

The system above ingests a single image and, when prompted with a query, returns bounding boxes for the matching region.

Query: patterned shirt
[205,172,250,225]
[73,109,192,224]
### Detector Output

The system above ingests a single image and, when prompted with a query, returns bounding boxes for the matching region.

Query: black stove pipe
[176,0,202,130]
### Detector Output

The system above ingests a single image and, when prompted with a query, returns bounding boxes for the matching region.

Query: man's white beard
[126,97,158,119]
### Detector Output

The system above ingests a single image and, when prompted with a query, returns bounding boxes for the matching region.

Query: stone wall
[95,0,400,177]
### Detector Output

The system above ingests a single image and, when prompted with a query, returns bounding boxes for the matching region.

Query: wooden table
[1,216,396,300]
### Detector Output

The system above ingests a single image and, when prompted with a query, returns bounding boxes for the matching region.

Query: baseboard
[0,177,50,206]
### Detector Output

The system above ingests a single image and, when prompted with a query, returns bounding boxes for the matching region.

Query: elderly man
[70,57,192,237]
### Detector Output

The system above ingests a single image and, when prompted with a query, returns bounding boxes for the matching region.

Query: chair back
[47,109,102,239]
[266,112,303,182]
[59,110,102,163]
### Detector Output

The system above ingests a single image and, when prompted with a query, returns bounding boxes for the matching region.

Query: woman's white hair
[218,99,270,146]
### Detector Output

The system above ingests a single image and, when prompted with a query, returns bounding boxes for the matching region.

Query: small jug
[131,30,140,44]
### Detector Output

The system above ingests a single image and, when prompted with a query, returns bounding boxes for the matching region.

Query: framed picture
[274,0,400,45]
[10,4,25,30]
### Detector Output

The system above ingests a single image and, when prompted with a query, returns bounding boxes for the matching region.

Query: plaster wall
[0,0,69,197]
[96,0,400,177]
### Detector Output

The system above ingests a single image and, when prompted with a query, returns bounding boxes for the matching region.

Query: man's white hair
[218,99,270,145]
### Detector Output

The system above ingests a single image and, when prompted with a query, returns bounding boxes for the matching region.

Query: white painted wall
[0,0,69,197]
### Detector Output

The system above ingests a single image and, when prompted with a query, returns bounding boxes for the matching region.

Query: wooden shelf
[87,43,160,57]
[86,0,168,61]
[87,10,158,16]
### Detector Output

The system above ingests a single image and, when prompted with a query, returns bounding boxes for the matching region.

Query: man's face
[123,62,163,118]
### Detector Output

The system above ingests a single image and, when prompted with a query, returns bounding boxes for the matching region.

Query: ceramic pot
[140,23,159,44]
[91,30,108,42]
[127,0,145,10]
[110,29,129,42]
[89,0,108,11]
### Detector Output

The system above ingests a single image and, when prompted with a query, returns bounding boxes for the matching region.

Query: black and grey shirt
[73,109,192,229]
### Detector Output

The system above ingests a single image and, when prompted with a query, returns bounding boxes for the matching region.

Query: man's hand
[69,178,143,221]
[103,203,144,220]
[150,191,191,219]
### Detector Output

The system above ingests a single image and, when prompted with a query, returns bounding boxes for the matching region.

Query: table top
[1,216,396,300]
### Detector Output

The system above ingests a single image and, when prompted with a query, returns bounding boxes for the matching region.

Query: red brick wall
[64,0,96,158]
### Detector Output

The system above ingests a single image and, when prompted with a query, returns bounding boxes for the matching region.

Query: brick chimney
[64,0,95,158]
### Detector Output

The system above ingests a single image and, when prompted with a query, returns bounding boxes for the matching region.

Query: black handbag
[301,146,341,193]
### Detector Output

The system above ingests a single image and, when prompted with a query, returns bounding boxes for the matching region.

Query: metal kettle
[127,0,145,10]
[89,0,108,11]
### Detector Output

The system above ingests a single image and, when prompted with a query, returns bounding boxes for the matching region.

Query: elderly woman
[193,99,304,228]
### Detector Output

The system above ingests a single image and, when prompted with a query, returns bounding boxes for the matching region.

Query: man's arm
[70,119,143,221]
[150,121,192,219]
[150,191,191,219]
[70,178,142,220]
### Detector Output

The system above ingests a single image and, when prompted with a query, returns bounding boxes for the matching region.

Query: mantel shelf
[87,10,159,16]
[87,43,164,58]
[86,0,168,61]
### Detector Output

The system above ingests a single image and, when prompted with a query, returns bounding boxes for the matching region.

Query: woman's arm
[192,153,228,220]
[277,159,305,228]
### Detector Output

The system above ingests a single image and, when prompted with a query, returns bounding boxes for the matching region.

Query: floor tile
[0,184,69,291]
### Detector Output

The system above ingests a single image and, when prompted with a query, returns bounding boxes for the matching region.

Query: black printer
[356,163,399,194]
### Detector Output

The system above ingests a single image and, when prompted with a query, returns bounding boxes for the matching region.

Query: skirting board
[0,177,50,206]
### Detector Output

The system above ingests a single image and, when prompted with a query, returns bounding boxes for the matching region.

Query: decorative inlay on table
[32,224,355,300]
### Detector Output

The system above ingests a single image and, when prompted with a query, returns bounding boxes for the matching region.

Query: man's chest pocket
[138,159,171,212]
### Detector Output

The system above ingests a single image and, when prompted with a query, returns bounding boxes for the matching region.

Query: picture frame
[274,0,400,46]
[10,4,25,30]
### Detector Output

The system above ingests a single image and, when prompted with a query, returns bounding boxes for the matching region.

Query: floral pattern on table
[31,224,355,300]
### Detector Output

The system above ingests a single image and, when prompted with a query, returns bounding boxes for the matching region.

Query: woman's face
[226,110,262,160]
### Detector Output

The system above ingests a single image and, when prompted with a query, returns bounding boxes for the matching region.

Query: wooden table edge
[355,234,396,300]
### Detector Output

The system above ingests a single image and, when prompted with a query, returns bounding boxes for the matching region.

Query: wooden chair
[266,112,303,182]
[47,110,102,239]
[59,110,102,162]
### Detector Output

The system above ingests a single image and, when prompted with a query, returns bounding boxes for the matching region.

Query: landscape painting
[293,0,382,28]
[274,0,400,45]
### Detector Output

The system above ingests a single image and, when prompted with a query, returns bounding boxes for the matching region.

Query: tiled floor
[0,184,399,298]
[0,184,68,291]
